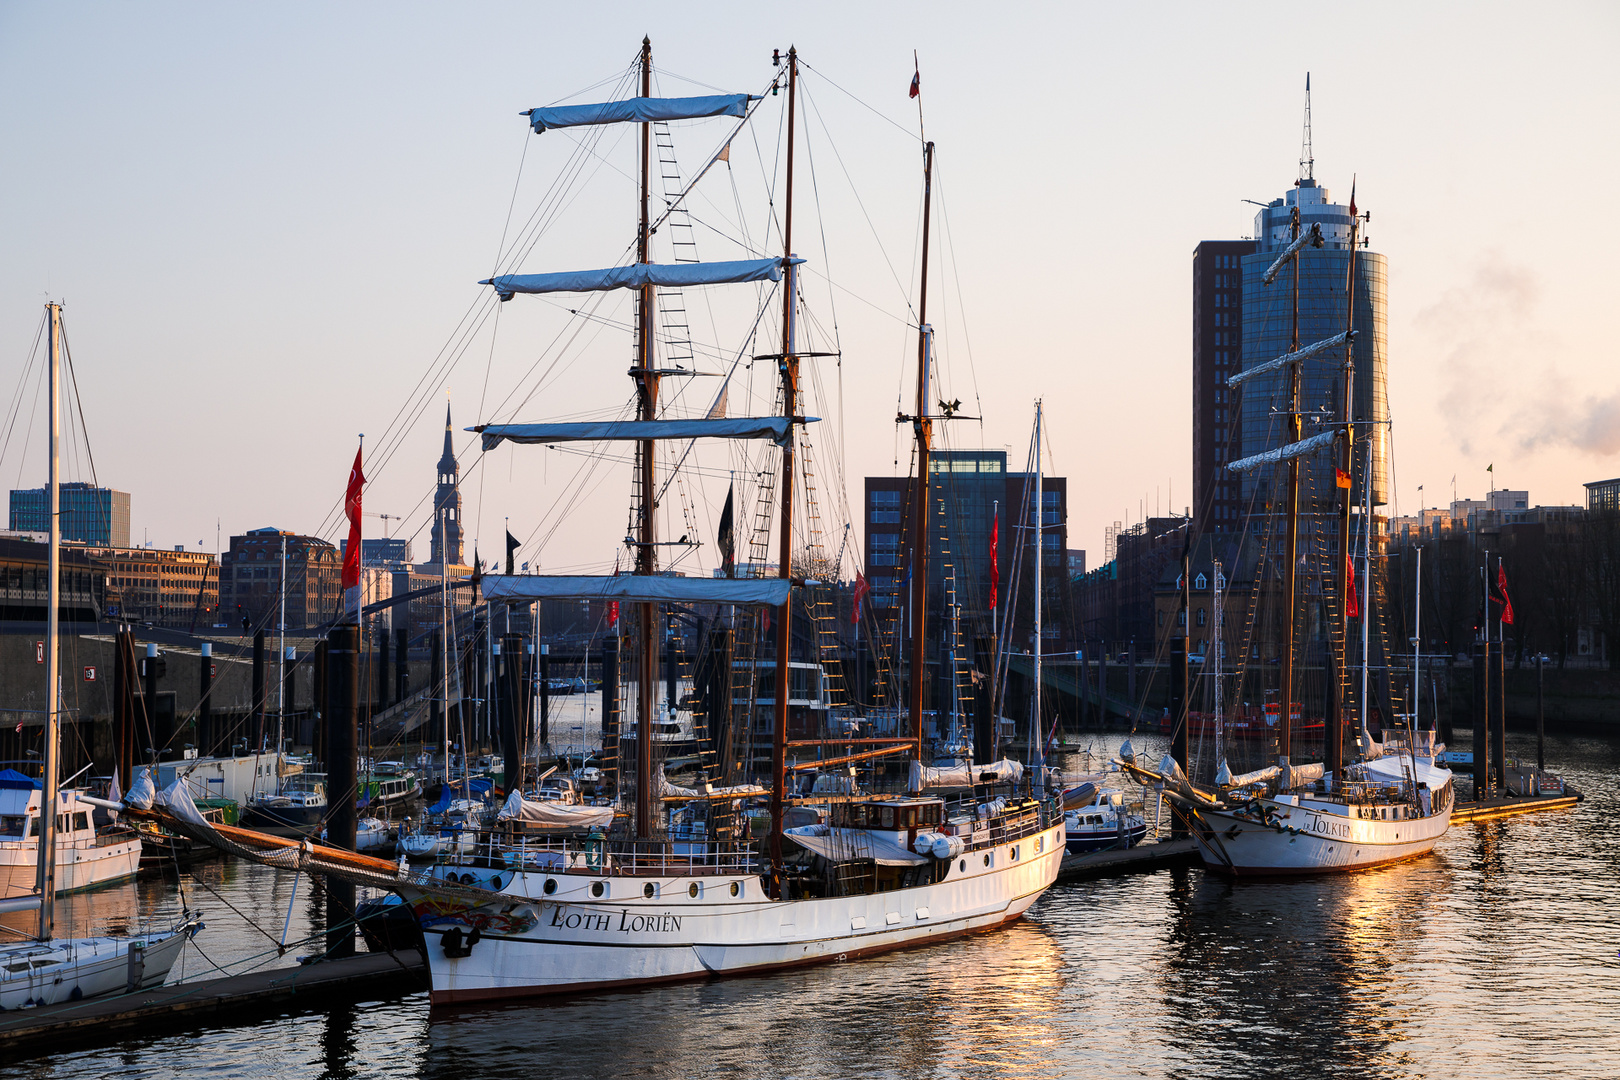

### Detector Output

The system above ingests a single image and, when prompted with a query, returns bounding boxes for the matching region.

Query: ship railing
[469,833,760,877]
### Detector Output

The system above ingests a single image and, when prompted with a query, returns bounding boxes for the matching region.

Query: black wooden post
[198,642,213,757]
[1170,636,1188,839]
[1536,653,1545,773]
[1492,636,1506,794]
[326,623,359,958]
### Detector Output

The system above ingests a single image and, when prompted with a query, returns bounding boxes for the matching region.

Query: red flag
[1497,562,1514,625]
[988,512,1000,611]
[908,59,919,99]
[1335,467,1352,489]
[342,444,364,619]
[607,600,619,627]
[1345,556,1359,620]
[852,574,871,625]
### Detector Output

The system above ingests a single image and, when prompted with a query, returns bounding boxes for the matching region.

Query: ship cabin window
[0,816,26,838]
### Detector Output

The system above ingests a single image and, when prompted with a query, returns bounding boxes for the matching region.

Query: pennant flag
[717,484,735,578]
[341,444,365,621]
[852,573,871,625]
[1345,556,1359,620]
[1496,562,1515,625]
[1335,467,1353,489]
[908,55,920,99]
[607,600,619,627]
[989,511,1000,611]
[505,530,520,576]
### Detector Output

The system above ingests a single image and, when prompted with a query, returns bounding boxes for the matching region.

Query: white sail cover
[477,417,803,451]
[1226,429,1338,473]
[1226,332,1354,389]
[497,790,614,830]
[1222,764,1282,788]
[482,574,791,606]
[908,762,972,790]
[526,94,749,133]
[655,765,766,801]
[783,824,929,867]
[482,257,797,300]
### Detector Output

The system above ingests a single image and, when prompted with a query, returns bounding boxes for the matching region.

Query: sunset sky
[3,2,1616,575]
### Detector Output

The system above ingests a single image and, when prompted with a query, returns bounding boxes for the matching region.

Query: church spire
[438,401,457,475]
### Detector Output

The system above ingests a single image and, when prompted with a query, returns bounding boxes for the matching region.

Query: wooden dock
[1055,838,1199,882]
[0,949,427,1059]
[1453,788,1582,823]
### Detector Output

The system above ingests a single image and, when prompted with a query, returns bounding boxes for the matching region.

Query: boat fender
[929,834,965,861]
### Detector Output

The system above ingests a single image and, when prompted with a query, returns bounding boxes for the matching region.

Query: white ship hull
[409,822,1063,1004]
[1189,796,1451,876]
[0,837,141,898]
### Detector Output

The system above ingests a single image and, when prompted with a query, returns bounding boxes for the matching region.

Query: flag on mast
[717,483,735,578]
[908,55,920,98]
[1345,555,1359,620]
[852,574,871,625]
[505,530,520,576]
[1496,561,1515,626]
[341,444,364,621]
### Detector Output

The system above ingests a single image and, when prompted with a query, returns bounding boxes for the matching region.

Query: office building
[1192,240,1257,533]
[219,529,341,630]
[9,482,130,547]
[88,546,218,628]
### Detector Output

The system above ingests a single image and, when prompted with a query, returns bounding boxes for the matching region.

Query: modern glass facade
[8,481,131,547]
[1237,179,1389,511]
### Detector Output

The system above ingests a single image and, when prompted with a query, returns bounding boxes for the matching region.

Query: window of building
[1196,608,1207,627]
[870,490,901,506]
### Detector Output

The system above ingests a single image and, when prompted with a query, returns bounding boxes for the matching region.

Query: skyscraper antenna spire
[1299,72,1314,183]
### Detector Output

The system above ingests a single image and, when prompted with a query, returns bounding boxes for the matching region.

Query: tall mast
[908,140,936,769]
[630,38,661,839]
[1031,401,1044,792]
[1331,184,1361,776]
[278,533,287,756]
[768,46,799,889]
[37,302,62,942]
[441,510,450,788]
[1279,204,1302,766]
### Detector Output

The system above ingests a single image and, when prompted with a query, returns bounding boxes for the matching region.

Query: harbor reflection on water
[29,732,1620,1080]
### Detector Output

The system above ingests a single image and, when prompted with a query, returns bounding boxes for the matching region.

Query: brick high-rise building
[219,529,341,630]
[1192,240,1256,534]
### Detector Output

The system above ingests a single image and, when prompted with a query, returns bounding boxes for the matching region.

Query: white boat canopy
[482,257,800,301]
[482,575,792,607]
[783,824,930,867]
[1226,429,1339,473]
[496,791,614,830]
[1226,331,1355,389]
[525,94,750,133]
[475,416,810,451]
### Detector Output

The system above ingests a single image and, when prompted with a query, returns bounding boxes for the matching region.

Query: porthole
[983,854,990,867]
[490,876,503,890]
[1011,845,1021,861]
[1034,836,1043,854]
[959,859,967,873]
[590,881,605,898]
[730,881,741,897]
[643,882,657,899]
[688,883,700,898]
[543,878,557,895]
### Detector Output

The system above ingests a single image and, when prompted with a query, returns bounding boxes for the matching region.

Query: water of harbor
[10,730,1618,1079]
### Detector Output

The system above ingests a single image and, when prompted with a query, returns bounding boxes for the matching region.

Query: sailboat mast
[1279,206,1302,766]
[1331,190,1361,776]
[37,302,62,942]
[768,46,799,887]
[440,510,450,788]
[634,37,659,840]
[1032,401,1044,790]
[908,140,936,767]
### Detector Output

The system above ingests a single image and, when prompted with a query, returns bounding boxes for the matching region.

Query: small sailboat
[0,303,198,1008]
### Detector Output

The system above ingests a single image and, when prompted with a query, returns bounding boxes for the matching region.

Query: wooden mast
[1330,186,1361,779]
[37,302,62,941]
[634,37,659,840]
[768,47,799,892]
[908,141,936,769]
[1279,205,1301,766]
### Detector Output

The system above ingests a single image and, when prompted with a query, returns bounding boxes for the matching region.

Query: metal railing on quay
[453,832,761,878]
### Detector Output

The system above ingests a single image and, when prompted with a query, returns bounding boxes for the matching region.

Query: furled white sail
[481,575,791,606]
[482,257,799,300]
[525,94,750,133]
[1226,429,1338,473]
[1226,331,1355,389]
[496,791,614,830]
[475,416,807,451]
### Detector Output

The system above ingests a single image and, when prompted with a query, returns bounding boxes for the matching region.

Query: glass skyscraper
[1237,177,1389,513]
[9,481,130,547]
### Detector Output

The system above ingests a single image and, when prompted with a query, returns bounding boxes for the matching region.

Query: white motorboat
[0,915,202,1009]
[0,773,141,898]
